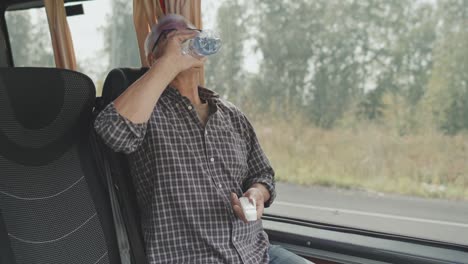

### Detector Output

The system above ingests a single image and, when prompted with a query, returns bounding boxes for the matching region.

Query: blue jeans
[268,244,314,264]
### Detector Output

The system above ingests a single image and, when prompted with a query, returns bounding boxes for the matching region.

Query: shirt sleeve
[94,102,148,154]
[239,112,276,208]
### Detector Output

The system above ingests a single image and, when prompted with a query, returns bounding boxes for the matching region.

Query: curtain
[133,0,165,66]
[164,0,202,29]
[44,0,76,70]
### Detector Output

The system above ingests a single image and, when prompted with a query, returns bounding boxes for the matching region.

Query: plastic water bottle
[181,30,222,58]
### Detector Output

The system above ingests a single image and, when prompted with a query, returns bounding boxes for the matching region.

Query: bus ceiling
[4,0,91,11]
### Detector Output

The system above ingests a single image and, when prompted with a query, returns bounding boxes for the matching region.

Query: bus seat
[0,209,16,263]
[0,67,122,264]
[94,67,150,264]
[97,67,149,112]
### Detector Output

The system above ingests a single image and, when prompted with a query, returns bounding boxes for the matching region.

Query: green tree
[29,14,54,67]
[422,0,468,134]
[250,0,408,128]
[365,1,437,134]
[206,0,466,134]
[250,0,321,119]
[357,88,386,121]
[6,9,54,67]
[205,1,248,107]
[6,11,32,66]
[102,0,140,68]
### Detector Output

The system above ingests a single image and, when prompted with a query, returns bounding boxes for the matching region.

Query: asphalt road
[265,182,468,246]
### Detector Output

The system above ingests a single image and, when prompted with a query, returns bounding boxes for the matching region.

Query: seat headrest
[101,67,149,107]
[0,67,95,165]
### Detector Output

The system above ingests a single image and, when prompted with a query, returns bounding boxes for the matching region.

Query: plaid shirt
[94,86,276,264]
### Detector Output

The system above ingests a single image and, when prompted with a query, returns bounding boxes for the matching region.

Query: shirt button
[188,105,193,110]
[218,183,222,188]
[205,131,208,135]
[233,237,237,242]
[176,103,179,107]
[210,157,214,162]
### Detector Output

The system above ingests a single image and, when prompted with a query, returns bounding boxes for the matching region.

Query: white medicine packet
[239,197,257,222]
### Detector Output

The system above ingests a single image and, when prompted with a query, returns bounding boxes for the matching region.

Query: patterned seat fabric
[0,67,121,264]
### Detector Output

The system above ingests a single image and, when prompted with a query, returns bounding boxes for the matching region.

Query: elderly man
[95,14,311,264]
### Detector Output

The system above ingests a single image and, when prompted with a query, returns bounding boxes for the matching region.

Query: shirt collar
[163,86,220,101]
[198,86,220,100]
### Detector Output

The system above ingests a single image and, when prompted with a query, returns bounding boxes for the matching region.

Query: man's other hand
[231,184,270,223]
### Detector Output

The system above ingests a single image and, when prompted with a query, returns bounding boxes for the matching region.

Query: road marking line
[274,201,468,228]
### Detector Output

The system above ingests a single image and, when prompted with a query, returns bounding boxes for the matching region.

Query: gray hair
[144,14,197,56]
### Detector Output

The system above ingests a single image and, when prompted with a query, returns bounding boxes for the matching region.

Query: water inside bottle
[194,32,222,56]
[182,30,222,57]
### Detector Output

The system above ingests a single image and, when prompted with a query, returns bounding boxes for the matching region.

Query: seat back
[0,209,16,263]
[94,67,150,264]
[97,67,149,112]
[0,67,121,264]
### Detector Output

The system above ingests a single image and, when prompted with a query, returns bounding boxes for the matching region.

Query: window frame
[1,1,468,264]
[264,214,468,264]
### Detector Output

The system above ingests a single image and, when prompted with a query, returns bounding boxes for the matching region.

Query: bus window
[203,0,468,246]
[7,1,141,96]
[5,7,54,68]
[5,0,467,248]
[66,0,140,95]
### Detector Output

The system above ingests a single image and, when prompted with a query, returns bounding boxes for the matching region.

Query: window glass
[66,0,140,95]
[6,0,467,247]
[6,1,141,96]
[5,7,54,68]
[203,0,468,246]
